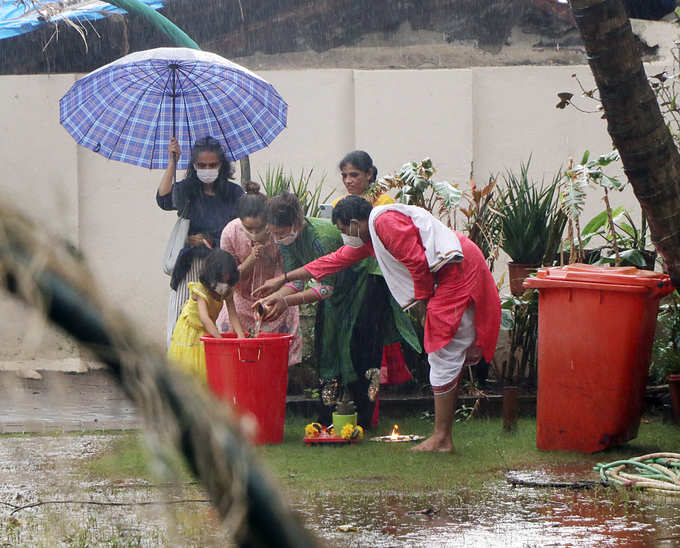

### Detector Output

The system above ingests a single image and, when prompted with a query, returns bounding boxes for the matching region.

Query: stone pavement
[0,370,141,433]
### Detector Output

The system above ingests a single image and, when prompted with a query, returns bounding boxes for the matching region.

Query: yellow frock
[168,282,224,382]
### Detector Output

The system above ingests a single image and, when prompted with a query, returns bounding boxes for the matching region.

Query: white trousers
[428,304,477,394]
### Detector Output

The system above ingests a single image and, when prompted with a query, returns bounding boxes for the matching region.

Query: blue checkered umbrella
[59,47,287,169]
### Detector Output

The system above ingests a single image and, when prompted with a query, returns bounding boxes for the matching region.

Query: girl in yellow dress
[168,249,246,381]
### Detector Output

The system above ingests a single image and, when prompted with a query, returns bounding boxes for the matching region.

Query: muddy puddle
[0,434,228,547]
[291,464,680,547]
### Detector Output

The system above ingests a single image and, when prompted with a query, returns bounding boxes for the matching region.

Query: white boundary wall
[0,64,666,357]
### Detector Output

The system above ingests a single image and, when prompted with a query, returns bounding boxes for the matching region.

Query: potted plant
[332,397,357,432]
[559,150,625,265]
[498,291,539,388]
[580,207,656,270]
[496,161,566,296]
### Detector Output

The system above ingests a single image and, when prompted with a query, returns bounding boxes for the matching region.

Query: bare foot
[410,435,454,453]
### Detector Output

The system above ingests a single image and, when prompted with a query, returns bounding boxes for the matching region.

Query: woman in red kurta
[254,196,500,452]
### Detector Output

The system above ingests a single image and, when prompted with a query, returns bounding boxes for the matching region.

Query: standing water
[287,463,680,547]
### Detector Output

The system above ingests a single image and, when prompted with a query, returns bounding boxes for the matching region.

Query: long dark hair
[265,191,304,228]
[237,181,267,220]
[339,150,377,183]
[184,136,237,201]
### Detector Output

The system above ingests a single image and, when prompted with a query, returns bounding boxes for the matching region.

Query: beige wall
[0,64,665,360]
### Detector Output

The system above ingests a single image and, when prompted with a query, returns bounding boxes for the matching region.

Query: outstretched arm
[224,293,246,339]
[252,266,313,298]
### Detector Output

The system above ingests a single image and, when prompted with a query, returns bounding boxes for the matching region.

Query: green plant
[496,161,566,265]
[581,207,652,268]
[561,150,624,264]
[458,175,503,270]
[497,291,539,388]
[650,292,680,383]
[371,158,462,222]
[259,165,335,217]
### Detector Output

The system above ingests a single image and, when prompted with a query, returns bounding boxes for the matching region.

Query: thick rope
[0,198,318,547]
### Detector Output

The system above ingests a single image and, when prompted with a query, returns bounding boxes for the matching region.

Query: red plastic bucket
[524,264,674,453]
[201,333,292,445]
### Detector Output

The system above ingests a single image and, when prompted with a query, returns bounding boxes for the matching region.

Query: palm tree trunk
[570,0,680,286]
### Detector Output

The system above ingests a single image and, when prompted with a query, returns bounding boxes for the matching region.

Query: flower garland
[304,423,323,437]
[340,423,364,440]
[304,422,362,440]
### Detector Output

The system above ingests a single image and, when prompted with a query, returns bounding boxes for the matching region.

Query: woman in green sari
[255,192,420,428]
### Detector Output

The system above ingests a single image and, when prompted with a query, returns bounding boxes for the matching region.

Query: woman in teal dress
[253,192,420,428]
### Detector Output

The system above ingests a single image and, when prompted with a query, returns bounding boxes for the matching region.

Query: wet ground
[0,433,228,547]
[2,432,678,547]
[1,372,679,546]
[0,370,140,433]
[291,465,680,546]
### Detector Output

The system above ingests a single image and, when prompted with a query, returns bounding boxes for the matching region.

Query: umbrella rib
[70,64,170,160]
[177,66,238,160]
[149,68,177,170]
[176,75,195,163]
[185,62,281,117]
[65,62,165,119]
[182,63,285,134]
[105,71,170,165]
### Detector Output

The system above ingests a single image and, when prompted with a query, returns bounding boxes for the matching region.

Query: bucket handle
[238,344,262,363]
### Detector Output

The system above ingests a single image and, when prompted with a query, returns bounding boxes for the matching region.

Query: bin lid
[524,263,672,290]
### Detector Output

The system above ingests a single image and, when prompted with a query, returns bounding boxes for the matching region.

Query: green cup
[332,412,357,436]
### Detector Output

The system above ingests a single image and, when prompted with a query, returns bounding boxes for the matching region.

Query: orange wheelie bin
[524,264,673,453]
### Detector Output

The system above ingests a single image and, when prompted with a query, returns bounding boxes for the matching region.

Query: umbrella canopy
[59,47,288,168]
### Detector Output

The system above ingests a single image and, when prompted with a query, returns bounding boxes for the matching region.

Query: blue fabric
[59,49,288,167]
[0,1,165,40]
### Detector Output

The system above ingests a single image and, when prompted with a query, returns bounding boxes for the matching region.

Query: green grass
[84,432,152,480]
[259,415,680,494]
[82,415,680,496]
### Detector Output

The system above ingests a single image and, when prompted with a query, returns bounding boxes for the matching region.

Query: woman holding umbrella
[157,136,244,347]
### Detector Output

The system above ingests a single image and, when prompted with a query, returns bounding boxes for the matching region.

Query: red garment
[305,211,500,361]
[304,243,372,279]
[380,342,413,385]
[374,211,499,359]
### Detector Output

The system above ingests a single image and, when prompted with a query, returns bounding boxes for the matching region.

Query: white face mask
[341,220,364,248]
[244,228,269,243]
[273,229,298,246]
[213,282,230,296]
[341,233,364,248]
[196,168,219,184]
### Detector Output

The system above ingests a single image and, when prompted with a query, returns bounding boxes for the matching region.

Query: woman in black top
[157,136,244,347]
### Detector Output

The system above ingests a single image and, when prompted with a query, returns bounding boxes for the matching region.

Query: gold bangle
[284,271,289,283]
